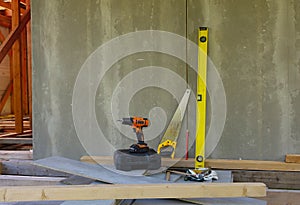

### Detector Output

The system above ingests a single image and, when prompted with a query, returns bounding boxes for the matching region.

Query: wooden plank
[0,137,31,144]
[0,175,65,186]
[12,0,23,133]
[0,129,31,137]
[233,170,300,190]
[0,150,32,159]
[0,1,26,11]
[21,28,28,114]
[0,183,266,202]
[285,154,300,163]
[26,0,31,129]
[205,159,300,172]
[34,156,166,184]
[80,156,300,172]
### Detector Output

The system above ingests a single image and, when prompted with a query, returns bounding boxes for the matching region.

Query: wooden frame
[0,0,31,134]
[0,183,266,202]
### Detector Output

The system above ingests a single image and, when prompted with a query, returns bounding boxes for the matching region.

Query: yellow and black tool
[157,89,191,159]
[195,27,208,168]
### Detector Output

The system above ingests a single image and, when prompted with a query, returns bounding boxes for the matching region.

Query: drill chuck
[119,118,133,126]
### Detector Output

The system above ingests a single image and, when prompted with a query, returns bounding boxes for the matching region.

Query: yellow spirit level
[195,27,208,168]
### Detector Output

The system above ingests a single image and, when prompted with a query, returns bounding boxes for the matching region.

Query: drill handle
[133,127,145,143]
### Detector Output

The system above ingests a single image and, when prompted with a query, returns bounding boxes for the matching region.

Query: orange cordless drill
[118,116,150,153]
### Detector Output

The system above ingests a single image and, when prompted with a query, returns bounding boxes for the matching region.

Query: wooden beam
[285,154,300,163]
[0,2,11,10]
[0,8,30,64]
[0,183,266,202]
[11,0,22,133]
[26,0,31,129]
[0,129,31,137]
[0,175,65,186]
[0,137,31,144]
[0,81,12,114]
[21,27,28,114]
[0,150,32,160]
[0,14,11,28]
[233,170,300,190]
[80,156,300,172]
[0,1,26,12]
[205,159,300,172]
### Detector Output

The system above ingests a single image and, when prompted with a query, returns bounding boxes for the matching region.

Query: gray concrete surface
[32,0,300,161]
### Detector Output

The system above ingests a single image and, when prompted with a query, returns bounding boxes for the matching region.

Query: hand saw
[157,89,191,158]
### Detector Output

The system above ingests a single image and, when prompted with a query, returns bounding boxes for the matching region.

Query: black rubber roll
[114,148,161,171]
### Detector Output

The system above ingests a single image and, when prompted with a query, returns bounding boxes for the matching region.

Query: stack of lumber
[0,116,31,133]
[81,155,300,190]
[0,156,267,204]
[0,116,32,150]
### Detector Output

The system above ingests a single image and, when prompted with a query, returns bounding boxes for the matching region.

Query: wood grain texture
[0,150,32,160]
[285,154,300,163]
[233,170,300,189]
[0,183,266,202]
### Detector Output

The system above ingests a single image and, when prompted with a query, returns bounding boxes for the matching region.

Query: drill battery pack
[114,148,161,171]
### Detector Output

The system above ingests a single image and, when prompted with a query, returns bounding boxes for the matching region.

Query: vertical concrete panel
[32,0,300,160]
[32,0,187,159]
[188,0,300,160]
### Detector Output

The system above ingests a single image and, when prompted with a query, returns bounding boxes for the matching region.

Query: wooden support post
[0,183,266,202]
[11,0,23,133]
[21,26,28,115]
[10,46,14,114]
[26,0,31,128]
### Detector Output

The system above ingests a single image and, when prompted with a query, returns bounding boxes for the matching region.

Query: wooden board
[0,175,65,186]
[233,170,300,189]
[34,156,167,184]
[0,150,32,160]
[0,183,266,202]
[206,159,300,172]
[80,156,300,171]
[285,154,300,163]
[0,137,31,144]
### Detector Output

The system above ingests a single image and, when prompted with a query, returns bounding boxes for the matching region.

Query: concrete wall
[32,0,300,161]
